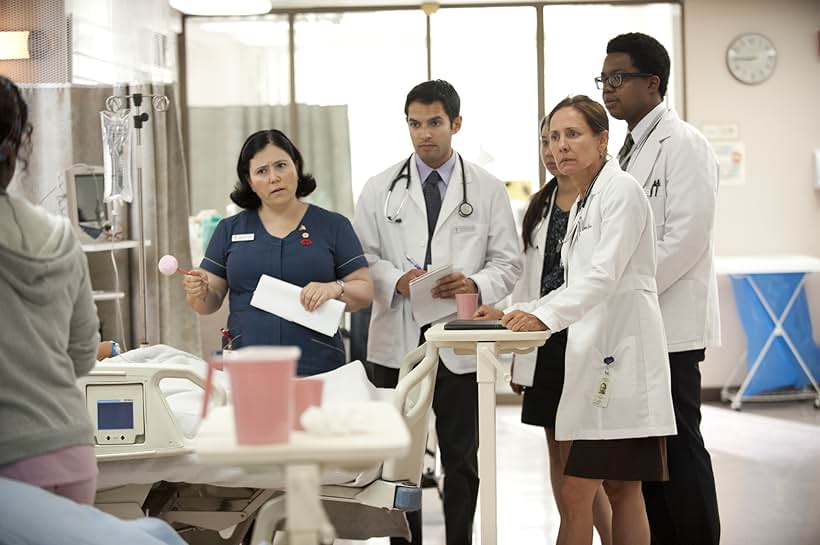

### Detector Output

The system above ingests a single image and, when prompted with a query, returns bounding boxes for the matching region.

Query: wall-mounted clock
[726,33,777,85]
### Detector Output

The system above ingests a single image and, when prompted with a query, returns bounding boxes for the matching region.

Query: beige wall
[683,0,820,387]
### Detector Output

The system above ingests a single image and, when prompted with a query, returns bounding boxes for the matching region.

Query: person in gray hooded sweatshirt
[0,76,100,504]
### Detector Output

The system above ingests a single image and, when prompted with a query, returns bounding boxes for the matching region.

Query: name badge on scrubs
[232,233,255,242]
[591,356,615,408]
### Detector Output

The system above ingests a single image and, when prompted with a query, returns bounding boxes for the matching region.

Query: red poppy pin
[300,238,312,246]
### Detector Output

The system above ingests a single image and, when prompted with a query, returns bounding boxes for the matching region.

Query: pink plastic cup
[456,293,479,319]
[292,378,324,431]
[225,346,299,445]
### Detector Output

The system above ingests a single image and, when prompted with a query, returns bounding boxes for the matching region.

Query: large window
[185,15,291,213]
[186,16,290,107]
[432,7,539,192]
[293,11,427,200]
[182,3,682,216]
[543,3,682,160]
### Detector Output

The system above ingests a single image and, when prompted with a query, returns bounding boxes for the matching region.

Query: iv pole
[105,90,169,347]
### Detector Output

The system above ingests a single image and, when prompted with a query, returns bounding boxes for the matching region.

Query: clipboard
[408,264,456,325]
[444,319,507,330]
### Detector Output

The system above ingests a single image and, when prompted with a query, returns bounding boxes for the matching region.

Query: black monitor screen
[75,173,108,225]
[97,400,134,430]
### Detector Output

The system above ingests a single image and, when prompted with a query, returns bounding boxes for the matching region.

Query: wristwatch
[336,279,345,297]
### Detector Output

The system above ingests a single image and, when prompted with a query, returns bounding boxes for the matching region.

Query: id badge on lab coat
[591,358,615,408]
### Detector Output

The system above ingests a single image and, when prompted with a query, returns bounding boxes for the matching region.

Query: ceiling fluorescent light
[169,0,273,16]
[0,31,31,60]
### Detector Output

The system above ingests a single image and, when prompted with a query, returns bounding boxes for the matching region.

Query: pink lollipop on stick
[158,254,192,276]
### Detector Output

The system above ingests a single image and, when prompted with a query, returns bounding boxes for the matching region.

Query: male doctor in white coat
[353,79,520,545]
[600,33,721,545]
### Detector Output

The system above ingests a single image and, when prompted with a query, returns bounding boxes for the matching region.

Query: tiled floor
[338,398,820,545]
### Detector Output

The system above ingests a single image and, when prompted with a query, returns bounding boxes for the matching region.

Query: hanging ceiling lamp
[169,0,273,16]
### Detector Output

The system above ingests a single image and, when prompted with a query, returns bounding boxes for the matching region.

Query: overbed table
[424,324,550,545]
[195,401,410,545]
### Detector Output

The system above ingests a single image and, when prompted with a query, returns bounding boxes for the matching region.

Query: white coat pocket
[646,179,666,240]
[449,222,489,275]
[590,336,638,399]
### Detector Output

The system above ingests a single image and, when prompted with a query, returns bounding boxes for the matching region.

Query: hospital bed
[78,343,438,544]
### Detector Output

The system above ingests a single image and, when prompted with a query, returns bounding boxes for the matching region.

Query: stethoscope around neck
[384,153,473,223]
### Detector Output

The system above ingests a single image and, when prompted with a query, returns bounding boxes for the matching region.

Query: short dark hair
[0,76,33,182]
[606,32,671,98]
[230,129,317,209]
[547,95,609,137]
[404,79,460,123]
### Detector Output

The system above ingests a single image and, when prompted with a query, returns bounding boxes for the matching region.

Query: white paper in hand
[409,264,457,325]
[250,274,345,337]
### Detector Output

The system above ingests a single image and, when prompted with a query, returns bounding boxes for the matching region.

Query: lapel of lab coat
[564,160,617,262]
[407,156,427,219]
[628,109,676,189]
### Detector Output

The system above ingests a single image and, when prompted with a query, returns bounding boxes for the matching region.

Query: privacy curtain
[187,104,354,218]
[12,83,200,355]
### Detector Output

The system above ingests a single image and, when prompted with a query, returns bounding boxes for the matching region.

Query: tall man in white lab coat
[353,80,520,545]
[600,33,721,545]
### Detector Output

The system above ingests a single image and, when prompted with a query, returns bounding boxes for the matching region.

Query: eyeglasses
[594,72,655,89]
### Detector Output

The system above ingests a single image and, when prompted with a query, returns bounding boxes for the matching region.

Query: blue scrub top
[201,205,368,375]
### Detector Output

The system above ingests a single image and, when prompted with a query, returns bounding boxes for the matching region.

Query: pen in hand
[405,254,424,270]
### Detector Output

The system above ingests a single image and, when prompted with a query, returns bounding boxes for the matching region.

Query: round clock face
[726,33,777,85]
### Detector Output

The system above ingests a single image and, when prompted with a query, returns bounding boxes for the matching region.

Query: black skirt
[564,436,670,482]
[520,328,567,428]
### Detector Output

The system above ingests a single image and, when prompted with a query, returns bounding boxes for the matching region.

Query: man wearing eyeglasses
[599,33,721,545]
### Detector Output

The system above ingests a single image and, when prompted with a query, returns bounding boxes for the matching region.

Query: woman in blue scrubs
[184,129,373,375]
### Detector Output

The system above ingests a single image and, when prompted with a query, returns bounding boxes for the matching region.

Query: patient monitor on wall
[61,164,109,241]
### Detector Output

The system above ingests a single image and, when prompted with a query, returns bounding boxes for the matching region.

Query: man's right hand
[396,268,427,297]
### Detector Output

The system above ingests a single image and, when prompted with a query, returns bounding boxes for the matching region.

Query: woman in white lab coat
[509,116,613,545]
[477,95,675,545]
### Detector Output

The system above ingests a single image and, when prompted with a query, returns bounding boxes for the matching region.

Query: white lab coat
[627,108,721,352]
[508,182,557,387]
[511,159,676,441]
[353,153,521,374]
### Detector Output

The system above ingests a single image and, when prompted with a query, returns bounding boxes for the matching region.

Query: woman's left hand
[502,310,548,332]
[300,281,342,312]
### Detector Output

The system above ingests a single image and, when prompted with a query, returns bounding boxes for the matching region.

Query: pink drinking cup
[292,378,324,431]
[455,292,479,319]
[225,346,299,445]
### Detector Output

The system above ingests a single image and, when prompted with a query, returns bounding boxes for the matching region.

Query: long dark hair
[0,76,33,184]
[521,115,555,251]
[230,129,317,209]
[521,178,557,251]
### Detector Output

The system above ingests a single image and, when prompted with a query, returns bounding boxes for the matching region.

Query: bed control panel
[86,383,145,445]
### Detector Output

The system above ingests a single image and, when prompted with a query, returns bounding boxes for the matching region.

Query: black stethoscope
[384,153,473,223]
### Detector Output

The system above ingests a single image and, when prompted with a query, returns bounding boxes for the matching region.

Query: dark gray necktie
[618,133,634,169]
[422,170,442,268]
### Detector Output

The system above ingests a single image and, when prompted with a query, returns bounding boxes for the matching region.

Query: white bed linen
[96,348,390,491]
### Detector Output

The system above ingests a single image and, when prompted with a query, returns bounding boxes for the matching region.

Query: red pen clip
[220,327,234,351]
